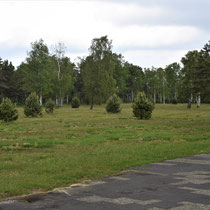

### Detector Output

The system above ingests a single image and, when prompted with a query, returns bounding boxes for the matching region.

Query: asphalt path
[1,154,210,210]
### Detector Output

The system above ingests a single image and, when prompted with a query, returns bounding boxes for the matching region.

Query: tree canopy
[1,37,210,107]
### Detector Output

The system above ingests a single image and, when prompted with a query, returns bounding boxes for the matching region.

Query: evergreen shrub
[71,96,80,108]
[24,92,42,117]
[106,94,121,113]
[171,98,178,104]
[0,98,18,122]
[45,99,55,113]
[132,92,154,119]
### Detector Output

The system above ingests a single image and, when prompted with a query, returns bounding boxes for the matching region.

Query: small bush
[106,94,121,113]
[45,99,55,113]
[0,98,18,122]
[24,92,42,117]
[132,92,154,120]
[71,97,80,108]
[171,98,178,104]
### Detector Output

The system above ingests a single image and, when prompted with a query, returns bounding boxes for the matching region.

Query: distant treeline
[0,36,210,108]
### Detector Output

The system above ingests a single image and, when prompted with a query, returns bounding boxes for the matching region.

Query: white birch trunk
[56,58,63,107]
[61,98,63,106]
[131,90,134,102]
[56,97,60,107]
[197,93,200,108]
[39,89,42,105]
[39,95,42,105]
[66,95,69,104]
[187,93,193,109]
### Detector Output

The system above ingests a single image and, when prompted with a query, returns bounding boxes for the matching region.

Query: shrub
[0,98,18,122]
[132,92,154,120]
[171,98,178,104]
[45,99,55,113]
[24,92,42,117]
[106,94,121,113]
[71,96,80,108]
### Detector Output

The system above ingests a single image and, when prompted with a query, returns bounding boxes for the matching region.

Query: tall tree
[74,59,86,103]
[144,67,158,103]
[52,43,74,106]
[156,67,166,103]
[19,39,51,105]
[81,36,116,109]
[0,58,16,102]
[112,53,127,100]
[125,62,144,102]
[164,62,180,103]
[181,50,201,106]
[198,41,210,103]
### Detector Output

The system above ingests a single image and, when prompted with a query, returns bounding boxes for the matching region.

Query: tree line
[0,36,210,109]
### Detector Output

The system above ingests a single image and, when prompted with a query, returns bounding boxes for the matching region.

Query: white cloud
[0,1,208,68]
[123,49,188,68]
[111,25,203,50]
[93,2,164,26]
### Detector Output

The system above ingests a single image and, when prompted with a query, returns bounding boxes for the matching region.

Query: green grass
[0,103,210,198]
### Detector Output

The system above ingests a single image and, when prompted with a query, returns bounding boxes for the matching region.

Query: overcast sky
[0,0,209,68]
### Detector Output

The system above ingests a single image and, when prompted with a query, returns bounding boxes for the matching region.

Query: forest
[0,36,210,108]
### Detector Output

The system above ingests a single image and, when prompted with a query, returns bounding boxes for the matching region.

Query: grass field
[1,103,210,199]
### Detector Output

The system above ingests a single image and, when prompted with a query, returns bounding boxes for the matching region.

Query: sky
[0,0,209,68]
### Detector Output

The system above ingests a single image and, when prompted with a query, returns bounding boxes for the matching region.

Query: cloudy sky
[0,0,209,68]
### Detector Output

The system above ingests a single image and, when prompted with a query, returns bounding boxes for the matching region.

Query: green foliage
[45,99,55,113]
[0,98,18,122]
[164,63,180,101]
[81,36,116,109]
[51,45,75,107]
[71,96,80,108]
[24,92,42,117]
[132,92,154,119]
[18,39,51,105]
[106,94,121,113]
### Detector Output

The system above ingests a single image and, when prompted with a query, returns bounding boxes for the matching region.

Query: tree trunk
[56,98,59,107]
[56,58,63,107]
[131,90,134,102]
[197,93,200,108]
[56,97,61,107]
[39,95,42,105]
[90,102,93,110]
[39,89,42,105]
[59,89,62,107]
[90,97,94,110]
[187,101,192,109]
[187,94,193,109]
[160,94,162,104]
[61,97,63,106]
[154,93,156,104]
[66,95,69,104]
[163,86,165,104]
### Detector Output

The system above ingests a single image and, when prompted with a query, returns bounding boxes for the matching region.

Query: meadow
[1,103,210,199]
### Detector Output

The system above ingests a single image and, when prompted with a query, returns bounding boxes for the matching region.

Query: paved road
[2,154,210,210]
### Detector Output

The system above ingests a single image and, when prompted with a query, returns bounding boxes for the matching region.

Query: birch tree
[53,43,65,106]
[18,39,51,105]
[81,36,116,109]
[52,43,74,106]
